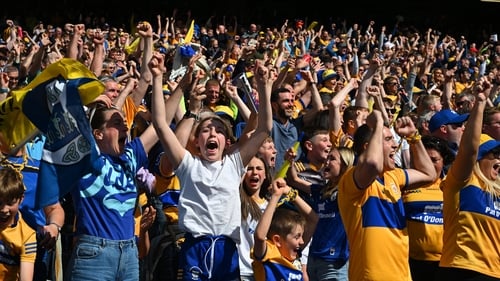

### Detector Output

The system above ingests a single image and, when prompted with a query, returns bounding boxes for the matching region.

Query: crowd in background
[0,6,499,281]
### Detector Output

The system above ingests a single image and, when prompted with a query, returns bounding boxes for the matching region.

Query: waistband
[184,233,233,243]
[76,234,136,247]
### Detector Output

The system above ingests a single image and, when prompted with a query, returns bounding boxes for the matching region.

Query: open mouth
[493,163,500,172]
[249,177,259,183]
[0,215,10,224]
[206,141,218,150]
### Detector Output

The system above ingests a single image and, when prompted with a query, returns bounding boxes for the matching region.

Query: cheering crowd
[0,7,499,281]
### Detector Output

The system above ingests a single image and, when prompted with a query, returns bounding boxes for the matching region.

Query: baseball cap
[477,134,500,160]
[322,69,339,82]
[428,109,469,133]
[214,105,235,124]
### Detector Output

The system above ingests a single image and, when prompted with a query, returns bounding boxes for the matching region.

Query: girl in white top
[149,52,273,281]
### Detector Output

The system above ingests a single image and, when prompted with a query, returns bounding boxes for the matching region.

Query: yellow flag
[124,36,141,55]
[184,20,195,44]
[0,58,104,151]
[307,21,318,31]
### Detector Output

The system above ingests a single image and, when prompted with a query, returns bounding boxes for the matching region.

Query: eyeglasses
[385,82,399,86]
[455,100,469,107]
[387,108,398,115]
[8,76,18,81]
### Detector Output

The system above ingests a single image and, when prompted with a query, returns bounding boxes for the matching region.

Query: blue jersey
[309,183,349,262]
[72,138,148,240]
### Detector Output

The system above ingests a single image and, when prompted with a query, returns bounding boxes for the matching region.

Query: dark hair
[87,102,121,130]
[270,87,292,103]
[342,106,368,131]
[310,109,330,131]
[421,135,455,166]
[240,155,271,221]
[483,107,500,126]
[352,124,373,156]
[194,115,234,143]
[300,126,330,157]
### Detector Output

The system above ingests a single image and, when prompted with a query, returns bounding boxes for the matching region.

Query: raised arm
[291,187,318,247]
[128,21,154,107]
[149,52,185,168]
[352,110,385,189]
[239,62,274,166]
[90,30,105,76]
[66,24,85,60]
[355,56,383,108]
[224,81,251,122]
[253,178,290,259]
[301,66,324,125]
[395,116,436,186]
[328,78,359,134]
[449,79,489,182]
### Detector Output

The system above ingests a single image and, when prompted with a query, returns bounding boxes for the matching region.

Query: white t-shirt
[176,150,246,243]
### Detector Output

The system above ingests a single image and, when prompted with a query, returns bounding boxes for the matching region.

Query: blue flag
[19,59,105,209]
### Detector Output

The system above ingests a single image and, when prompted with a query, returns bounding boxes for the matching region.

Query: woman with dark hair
[403,135,455,281]
[238,155,271,281]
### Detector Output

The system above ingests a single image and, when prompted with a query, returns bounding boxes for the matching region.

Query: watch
[48,222,62,233]
[183,111,199,121]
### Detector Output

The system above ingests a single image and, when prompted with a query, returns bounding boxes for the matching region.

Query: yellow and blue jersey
[339,167,412,281]
[251,240,303,281]
[403,179,444,261]
[0,212,37,281]
[439,172,500,278]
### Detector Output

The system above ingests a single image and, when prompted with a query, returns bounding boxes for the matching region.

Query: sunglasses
[449,122,464,129]
[489,147,500,159]
[386,108,398,115]
[385,82,399,86]
[455,100,469,107]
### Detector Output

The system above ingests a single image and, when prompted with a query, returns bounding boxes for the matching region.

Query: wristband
[405,131,422,144]
[183,111,199,121]
[286,188,298,202]
[277,188,299,207]
[0,87,9,94]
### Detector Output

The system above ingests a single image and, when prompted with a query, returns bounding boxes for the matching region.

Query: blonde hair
[473,163,500,199]
[322,147,355,200]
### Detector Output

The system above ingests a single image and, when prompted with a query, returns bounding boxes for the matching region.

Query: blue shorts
[64,235,138,281]
[178,233,240,281]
